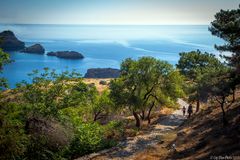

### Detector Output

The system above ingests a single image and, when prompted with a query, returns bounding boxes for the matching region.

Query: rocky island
[0,30,25,51]
[84,68,120,78]
[47,51,84,59]
[21,44,45,54]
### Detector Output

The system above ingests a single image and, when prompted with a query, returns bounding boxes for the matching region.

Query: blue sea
[0,24,222,88]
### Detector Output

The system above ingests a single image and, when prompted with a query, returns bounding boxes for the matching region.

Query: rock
[47,51,84,59]
[99,80,107,85]
[84,68,120,78]
[0,30,25,51]
[21,44,45,54]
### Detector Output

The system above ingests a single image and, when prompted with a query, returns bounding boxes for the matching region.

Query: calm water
[0,24,222,88]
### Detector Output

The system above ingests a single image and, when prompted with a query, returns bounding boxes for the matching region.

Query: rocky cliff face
[21,44,45,54]
[84,68,120,78]
[47,51,84,59]
[0,30,25,51]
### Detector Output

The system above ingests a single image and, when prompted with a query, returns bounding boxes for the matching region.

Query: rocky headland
[0,30,25,51]
[84,68,120,78]
[47,51,84,59]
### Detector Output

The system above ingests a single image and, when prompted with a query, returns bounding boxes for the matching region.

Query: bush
[25,135,66,160]
[0,103,28,159]
[66,122,116,159]
[104,120,124,140]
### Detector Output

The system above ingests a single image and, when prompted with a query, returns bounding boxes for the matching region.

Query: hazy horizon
[0,0,239,25]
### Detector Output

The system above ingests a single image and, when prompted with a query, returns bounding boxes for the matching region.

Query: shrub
[0,103,28,159]
[66,122,115,159]
[104,120,124,140]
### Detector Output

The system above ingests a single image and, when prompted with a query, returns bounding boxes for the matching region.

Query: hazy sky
[0,0,239,25]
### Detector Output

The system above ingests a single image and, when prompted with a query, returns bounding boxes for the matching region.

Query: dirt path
[77,99,188,160]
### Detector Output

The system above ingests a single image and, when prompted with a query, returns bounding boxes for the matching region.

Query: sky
[0,0,239,25]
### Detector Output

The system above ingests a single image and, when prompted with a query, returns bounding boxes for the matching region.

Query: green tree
[209,5,240,100]
[92,90,114,121]
[177,50,224,112]
[16,68,83,118]
[202,66,231,126]
[110,57,184,128]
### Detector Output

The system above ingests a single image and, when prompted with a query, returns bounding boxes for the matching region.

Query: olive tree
[110,57,184,128]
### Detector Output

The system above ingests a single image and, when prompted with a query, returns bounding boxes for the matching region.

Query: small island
[84,68,120,78]
[21,44,45,54]
[47,51,84,59]
[0,30,25,51]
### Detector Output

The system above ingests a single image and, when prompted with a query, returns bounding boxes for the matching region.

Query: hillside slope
[76,99,187,160]
[133,95,240,160]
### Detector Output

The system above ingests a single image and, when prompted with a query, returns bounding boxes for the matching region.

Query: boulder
[84,68,120,78]
[21,44,45,54]
[0,30,25,51]
[47,51,84,59]
[99,80,108,85]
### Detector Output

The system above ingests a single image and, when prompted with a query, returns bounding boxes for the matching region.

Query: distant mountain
[84,68,120,78]
[0,30,25,51]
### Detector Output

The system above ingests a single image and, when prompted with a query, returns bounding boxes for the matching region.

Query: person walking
[182,106,186,116]
[188,104,193,118]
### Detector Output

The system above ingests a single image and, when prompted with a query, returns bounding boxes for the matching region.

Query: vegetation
[0,4,239,160]
[110,57,184,128]
[0,68,121,159]
[209,4,240,101]
[0,49,11,90]
[177,50,227,112]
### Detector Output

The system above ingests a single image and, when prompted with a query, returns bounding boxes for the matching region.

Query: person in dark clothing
[182,106,186,116]
[188,104,193,118]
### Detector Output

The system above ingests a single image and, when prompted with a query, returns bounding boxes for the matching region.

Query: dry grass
[83,78,112,93]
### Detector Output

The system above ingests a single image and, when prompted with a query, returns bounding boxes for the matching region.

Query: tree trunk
[232,88,236,103]
[220,97,228,126]
[133,110,141,128]
[196,99,200,113]
[93,111,101,121]
[147,102,155,124]
[140,110,145,120]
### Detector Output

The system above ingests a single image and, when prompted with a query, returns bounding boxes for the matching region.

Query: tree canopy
[177,50,226,112]
[110,57,184,127]
[209,5,240,86]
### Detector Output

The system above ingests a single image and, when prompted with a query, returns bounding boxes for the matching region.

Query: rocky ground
[76,99,188,160]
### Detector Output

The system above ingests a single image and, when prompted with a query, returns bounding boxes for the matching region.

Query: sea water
[0,24,222,88]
